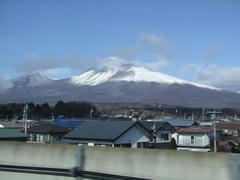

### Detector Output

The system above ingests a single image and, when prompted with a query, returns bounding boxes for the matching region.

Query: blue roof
[52,119,86,128]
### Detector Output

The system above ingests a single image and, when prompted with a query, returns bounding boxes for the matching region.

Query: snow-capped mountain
[1,64,240,108]
[12,72,53,87]
[70,64,219,90]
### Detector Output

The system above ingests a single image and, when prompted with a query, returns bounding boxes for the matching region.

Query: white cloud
[195,64,240,92]
[180,64,201,74]
[0,76,13,92]
[37,68,72,80]
[139,33,174,58]
[14,33,175,78]
[204,43,225,61]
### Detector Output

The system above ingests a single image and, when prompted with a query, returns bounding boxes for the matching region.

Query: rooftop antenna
[202,108,205,123]
[151,124,156,144]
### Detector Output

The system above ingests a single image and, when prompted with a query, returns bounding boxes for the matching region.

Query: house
[27,124,69,143]
[216,122,240,138]
[218,141,236,152]
[151,119,199,129]
[139,121,175,149]
[0,128,28,141]
[175,126,213,152]
[63,121,153,148]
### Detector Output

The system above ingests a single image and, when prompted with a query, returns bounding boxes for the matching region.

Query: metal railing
[0,164,152,180]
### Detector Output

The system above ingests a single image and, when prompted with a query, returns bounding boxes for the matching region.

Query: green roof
[0,128,28,139]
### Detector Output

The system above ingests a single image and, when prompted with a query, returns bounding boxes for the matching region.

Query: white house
[175,127,213,152]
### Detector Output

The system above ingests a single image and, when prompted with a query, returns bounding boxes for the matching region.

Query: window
[191,136,194,144]
[161,133,169,141]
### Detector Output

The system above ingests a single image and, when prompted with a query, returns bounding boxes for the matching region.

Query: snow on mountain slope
[70,64,220,90]
[12,72,53,87]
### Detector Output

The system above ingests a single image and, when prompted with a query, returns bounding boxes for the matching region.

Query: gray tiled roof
[28,124,69,134]
[0,128,28,139]
[152,119,198,127]
[63,121,136,140]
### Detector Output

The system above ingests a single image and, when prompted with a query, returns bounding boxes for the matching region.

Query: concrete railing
[0,141,239,180]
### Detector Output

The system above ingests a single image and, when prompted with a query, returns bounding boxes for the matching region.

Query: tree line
[0,101,97,120]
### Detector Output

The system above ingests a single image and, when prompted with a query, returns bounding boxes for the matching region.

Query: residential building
[63,121,153,148]
[175,127,213,152]
[216,122,240,138]
[150,119,199,128]
[139,121,175,149]
[27,124,69,143]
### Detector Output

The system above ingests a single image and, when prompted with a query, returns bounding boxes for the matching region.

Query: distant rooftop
[52,119,87,129]
[28,124,69,134]
[149,119,198,127]
[0,128,28,139]
[176,127,212,134]
[216,122,240,129]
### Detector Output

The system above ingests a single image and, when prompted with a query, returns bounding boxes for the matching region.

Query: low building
[0,128,28,141]
[175,127,213,152]
[216,122,240,138]
[218,141,236,152]
[139,121,175,149]
[150,119,199,129]
[63,121,153,148]
[27,124,69,143]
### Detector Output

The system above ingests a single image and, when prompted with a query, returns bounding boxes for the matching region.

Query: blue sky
[0,0,240,91]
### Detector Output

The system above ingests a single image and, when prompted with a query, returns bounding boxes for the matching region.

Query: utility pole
[23,104,28,134]
[90,106,93,118]
[207,109,221,152]
[191,113,194,121]
[202,108,205,123]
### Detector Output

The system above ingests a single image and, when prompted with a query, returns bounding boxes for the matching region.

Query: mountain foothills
[1,64,240,108]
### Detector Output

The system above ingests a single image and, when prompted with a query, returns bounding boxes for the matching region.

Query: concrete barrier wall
[83,146,240,180]
[0,141,240,180]
[0,142,76,180]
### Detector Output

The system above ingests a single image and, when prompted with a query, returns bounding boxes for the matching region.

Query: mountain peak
[69,64,220,90]
[13,72,53,87]
[119,63,136,71]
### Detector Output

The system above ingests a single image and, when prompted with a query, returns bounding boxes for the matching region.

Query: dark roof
[216,122,240,129]
[63,121,137,141]
[139,121,174,132]
[0,128,28,139]
[176,127,212,134]
[53,119,86,128]
[161,120,198,127]
[28,124,69,134]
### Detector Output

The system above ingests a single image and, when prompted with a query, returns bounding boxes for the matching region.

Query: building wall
[177,133,210,147]
[30,134,51,143]
[114,125,150,148]
[155,130,171,143]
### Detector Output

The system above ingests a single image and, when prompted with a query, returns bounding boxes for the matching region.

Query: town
[1,0,240,179]
[0,102,240,153]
